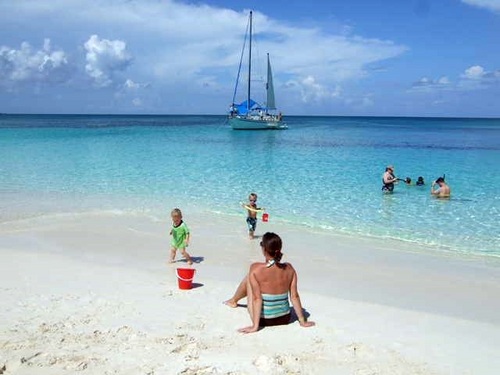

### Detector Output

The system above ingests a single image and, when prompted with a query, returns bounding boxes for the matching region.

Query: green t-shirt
[171,221,189,249]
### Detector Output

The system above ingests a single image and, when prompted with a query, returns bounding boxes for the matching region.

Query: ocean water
[1,114,499,257]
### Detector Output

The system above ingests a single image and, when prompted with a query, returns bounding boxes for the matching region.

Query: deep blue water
[1,114,499,257]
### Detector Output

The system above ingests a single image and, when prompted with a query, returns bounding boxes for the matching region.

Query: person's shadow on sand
[290,308,311,324]
[190,256,204,264]
[227,304,312,325]
[176,256,204,264]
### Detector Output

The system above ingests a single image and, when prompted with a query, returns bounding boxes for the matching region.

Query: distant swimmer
[431,177,451,198]
[382,165,398,192]
[416,176,425,186]
[404,177,412,185]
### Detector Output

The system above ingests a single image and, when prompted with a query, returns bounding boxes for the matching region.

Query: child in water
[169,208,193,265]
[242,193,265,239]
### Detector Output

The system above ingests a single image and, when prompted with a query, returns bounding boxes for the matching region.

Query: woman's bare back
[251,262,295,295]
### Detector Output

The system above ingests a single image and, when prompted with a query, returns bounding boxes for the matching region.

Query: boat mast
[247,11,252,113]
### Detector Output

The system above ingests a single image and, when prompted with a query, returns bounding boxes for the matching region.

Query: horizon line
[1,113,499,120]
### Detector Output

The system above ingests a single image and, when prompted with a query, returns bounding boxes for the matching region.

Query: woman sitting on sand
[224,232,315,333]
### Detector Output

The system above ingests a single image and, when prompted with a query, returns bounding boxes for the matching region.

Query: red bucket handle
[176,269,195,282]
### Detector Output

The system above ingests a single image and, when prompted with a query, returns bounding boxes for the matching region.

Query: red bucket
[176,268,195,290]
[262,213,269,222]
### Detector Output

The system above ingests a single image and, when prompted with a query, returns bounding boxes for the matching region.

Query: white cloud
[1,2,406,84]
[410,65,499,94]
[361,96,374,107]
[437,76,451,85]
[84,35,132,87]
[410,76,452,92]
[432,99,447,105]
[462,65,486,79]
[460,65,500,88]
[286,75,342,103]
[461,0,500,12]
[124,79,149,90]
[0,0,408,113]
[344,94,374,109]
[0,39,69,85]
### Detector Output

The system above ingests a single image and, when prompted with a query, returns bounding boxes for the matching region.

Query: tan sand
[1,210,500,374]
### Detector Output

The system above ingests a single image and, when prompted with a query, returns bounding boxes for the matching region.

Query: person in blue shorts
[242,193,265,239]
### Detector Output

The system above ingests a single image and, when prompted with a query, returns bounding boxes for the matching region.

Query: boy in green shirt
[169,208,193,265]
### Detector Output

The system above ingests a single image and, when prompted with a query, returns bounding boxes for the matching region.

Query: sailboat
[228,11,287,130]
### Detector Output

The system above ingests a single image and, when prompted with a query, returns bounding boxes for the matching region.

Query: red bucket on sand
[176,268,195,290]
[262,213,269,222]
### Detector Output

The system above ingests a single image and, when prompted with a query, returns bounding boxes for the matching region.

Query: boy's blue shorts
[246,217,257,232]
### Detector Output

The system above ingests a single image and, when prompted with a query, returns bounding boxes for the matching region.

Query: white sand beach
[1,210,500,374]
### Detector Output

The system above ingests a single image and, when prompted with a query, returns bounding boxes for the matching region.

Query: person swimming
[416,176,425,186]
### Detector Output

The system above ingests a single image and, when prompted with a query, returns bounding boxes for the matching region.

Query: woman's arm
[238,267,263,333]
[250,271,263,329]
[289,267,315,328]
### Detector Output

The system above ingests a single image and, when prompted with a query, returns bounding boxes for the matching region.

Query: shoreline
[2,209,500,320]
[2,210,500,373]
[2,190,499,261]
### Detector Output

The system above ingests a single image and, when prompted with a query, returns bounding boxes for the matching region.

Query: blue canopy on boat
[234,99,260,115]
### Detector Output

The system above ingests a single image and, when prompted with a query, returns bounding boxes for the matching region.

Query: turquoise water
[1,114,499,257]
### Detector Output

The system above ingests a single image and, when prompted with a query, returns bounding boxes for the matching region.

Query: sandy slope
[1,212,500,374]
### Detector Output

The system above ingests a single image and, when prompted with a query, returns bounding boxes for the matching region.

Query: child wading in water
[242,193,265,239]
[169,208,193,265]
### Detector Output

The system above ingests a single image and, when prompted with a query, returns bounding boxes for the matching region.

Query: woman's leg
[224,275,248,308]
[246,275,255,321]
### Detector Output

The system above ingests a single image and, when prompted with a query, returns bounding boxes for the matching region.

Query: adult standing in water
[382,165,399,193]
[431,177,451,198]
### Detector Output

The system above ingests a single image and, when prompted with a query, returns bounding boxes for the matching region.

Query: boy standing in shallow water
[169,208,193,265]
[242,193,265,239]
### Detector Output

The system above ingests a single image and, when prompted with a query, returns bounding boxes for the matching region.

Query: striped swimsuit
[260,292,291,326]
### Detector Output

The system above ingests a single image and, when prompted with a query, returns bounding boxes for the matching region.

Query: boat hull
[229,116,287,130]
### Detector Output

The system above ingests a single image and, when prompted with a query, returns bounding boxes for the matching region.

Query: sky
[0,0,499,117]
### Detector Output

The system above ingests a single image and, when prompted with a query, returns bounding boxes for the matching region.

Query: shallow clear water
[1,114,499,257]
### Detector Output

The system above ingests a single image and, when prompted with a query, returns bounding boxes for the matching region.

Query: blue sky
[0,0,499,117]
